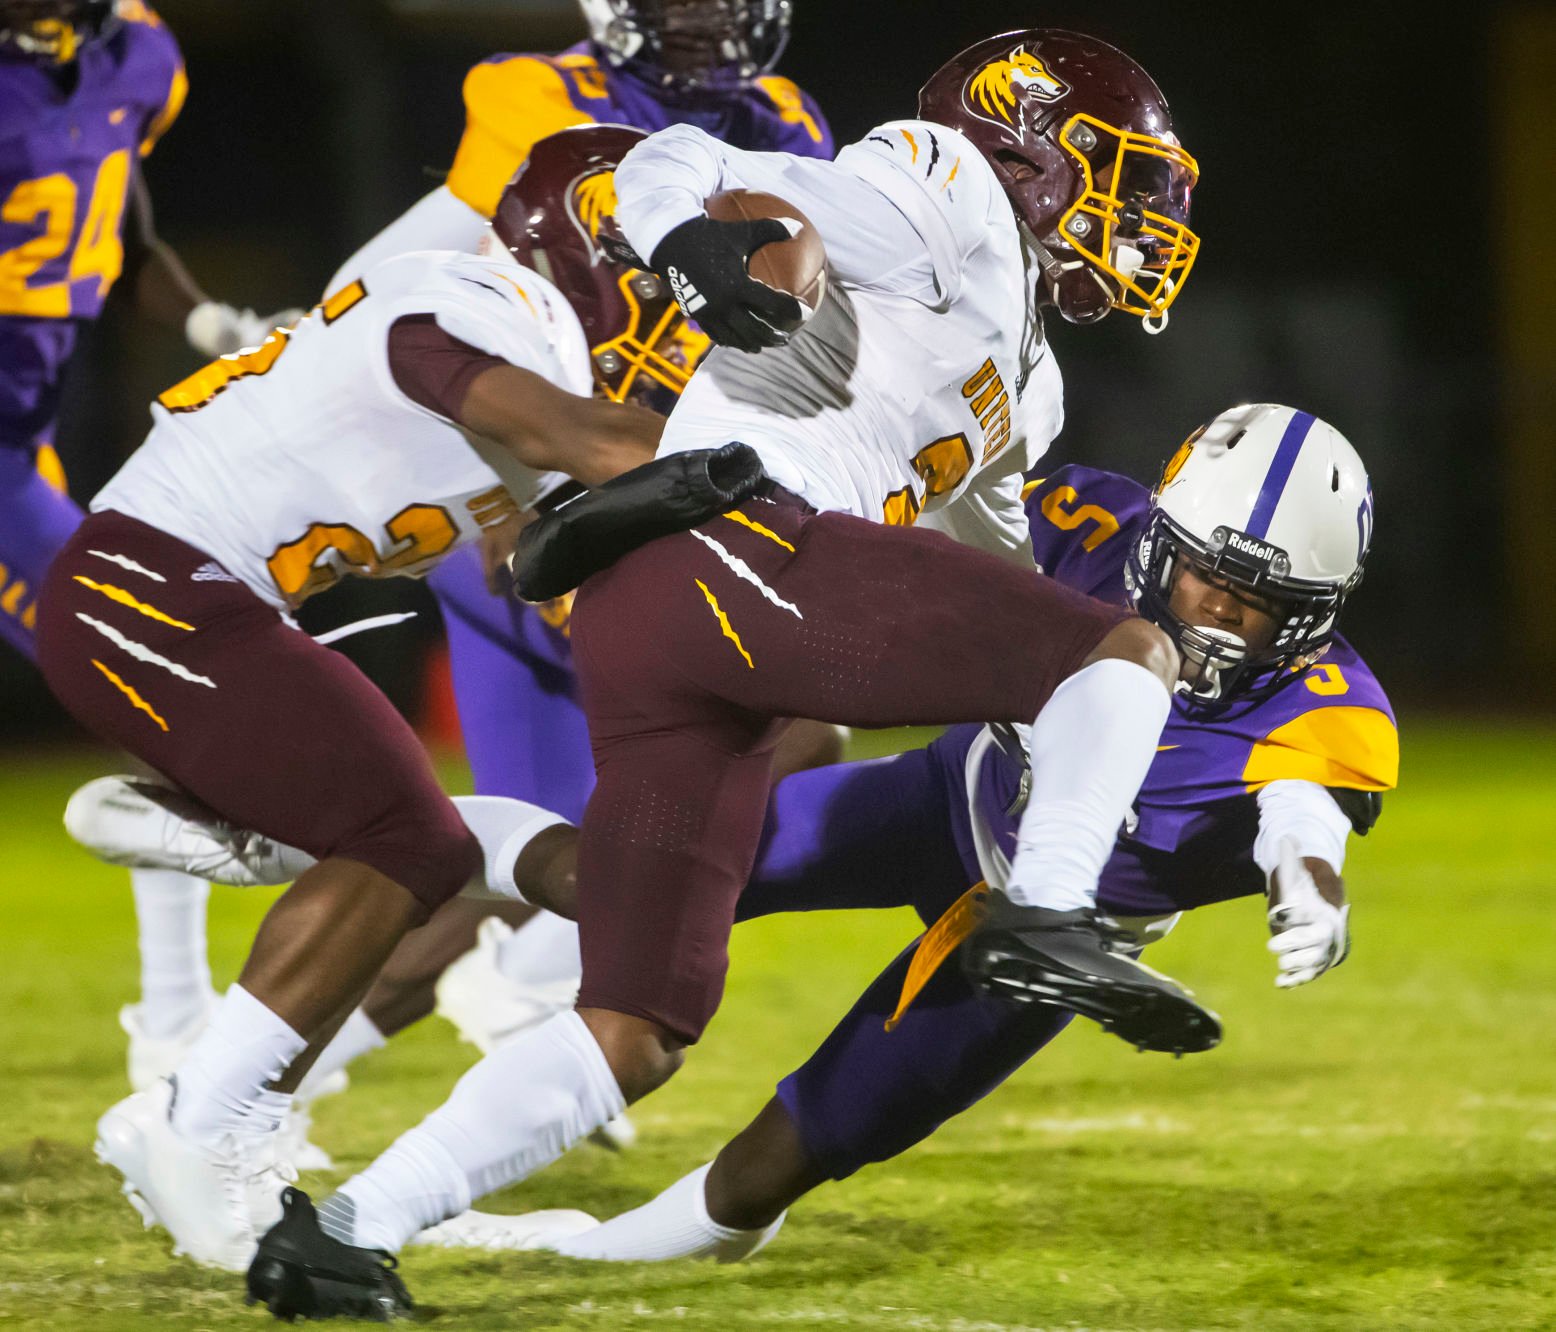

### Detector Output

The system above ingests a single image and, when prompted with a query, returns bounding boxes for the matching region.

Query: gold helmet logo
[567,168,621,264]
[1158,425,1205,493]
[966,47,1069,139]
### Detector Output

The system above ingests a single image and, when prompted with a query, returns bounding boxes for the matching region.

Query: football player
[147,406,1386,1261]
[2,0,298,1091]
[509,405,1397,1260]
[34,125,689,1273]
[228,27,1223,1320]
[109,0,837,1100]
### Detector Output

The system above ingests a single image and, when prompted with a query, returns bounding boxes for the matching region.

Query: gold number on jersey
[0,172,76,316]
[882,433,974,527]
[0,152,132,316]
[157,327,292,413]
[156,279,367,413]
[1304,663,1350,696]
[266,503,459,604]
[69,149,130,297]
[1038,485,1120,551]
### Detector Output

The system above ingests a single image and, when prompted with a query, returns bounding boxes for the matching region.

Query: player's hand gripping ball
[650,190,827,354]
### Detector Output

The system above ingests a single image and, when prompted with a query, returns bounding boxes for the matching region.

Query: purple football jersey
[936,464,1399,919]
[0,6,183,451]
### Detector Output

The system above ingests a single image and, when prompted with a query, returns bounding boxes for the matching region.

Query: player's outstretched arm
[123,169,302,356]
[457,362,664,487]
[1255,781,1355,988]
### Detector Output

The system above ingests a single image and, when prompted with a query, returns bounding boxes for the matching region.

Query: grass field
[2,721,1555,1331]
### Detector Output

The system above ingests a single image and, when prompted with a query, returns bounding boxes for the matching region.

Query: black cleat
[246,1187,413,1323]
[962,894,1222,1055]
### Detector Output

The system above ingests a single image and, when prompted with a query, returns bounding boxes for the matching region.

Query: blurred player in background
[1,0,297,1095]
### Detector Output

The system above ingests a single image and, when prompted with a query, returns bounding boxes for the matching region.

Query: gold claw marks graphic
[695,579,754,669]
[91,659,169,731]
[72,577,194,630]
[722,510,795,552]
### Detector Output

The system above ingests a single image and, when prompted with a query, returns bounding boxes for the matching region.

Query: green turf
[2,722,1554,1330]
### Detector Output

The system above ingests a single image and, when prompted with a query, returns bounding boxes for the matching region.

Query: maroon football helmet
[492,124,709,411]
[919,29,1200,330]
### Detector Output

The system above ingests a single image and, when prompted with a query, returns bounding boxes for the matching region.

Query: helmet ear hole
[993,149,1044,183]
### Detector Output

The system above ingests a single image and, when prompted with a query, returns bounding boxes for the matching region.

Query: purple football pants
[425,546,595,824]
[0,445,83,661]
[740,742,1073,1181]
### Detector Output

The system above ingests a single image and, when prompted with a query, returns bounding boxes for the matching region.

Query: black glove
[650,216,805,354]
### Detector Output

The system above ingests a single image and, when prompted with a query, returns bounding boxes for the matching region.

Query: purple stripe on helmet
[1246,410,1316,538]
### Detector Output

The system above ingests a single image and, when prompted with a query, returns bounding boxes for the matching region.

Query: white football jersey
[95,251,592,610]
[615,118,1064,564]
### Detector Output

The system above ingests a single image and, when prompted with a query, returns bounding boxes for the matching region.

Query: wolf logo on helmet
[965,47,1070,139]
[566,169,625,263]
[920,29,1199,331]
[495,124,707,409]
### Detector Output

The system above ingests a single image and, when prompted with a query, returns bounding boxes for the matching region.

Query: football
[705,188,828,323]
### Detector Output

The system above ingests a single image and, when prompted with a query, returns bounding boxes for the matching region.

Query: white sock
[452,797,571,904]
[319,1010,622,1252]
[1006,658,1171,911]
[251,1086,295,1137]
[169,983,306,1146]
[496,912,582,989]
[552,1162,784,1263]
[130,868,212,1037]
[294,1008,384,1104]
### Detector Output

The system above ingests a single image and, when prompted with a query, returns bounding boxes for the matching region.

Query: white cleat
[276,1100,335,1173]
[120,994,219,1092]
[410,1207,598,1252]
[64,775,311,886]
[95,1080,296,1272]
[435,919,639,1151]
[434,918,578,1054]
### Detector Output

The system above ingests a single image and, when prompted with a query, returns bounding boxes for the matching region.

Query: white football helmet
[1126,403,1373,702]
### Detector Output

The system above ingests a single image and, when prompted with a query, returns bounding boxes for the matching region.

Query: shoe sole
[969,952,1222,1055]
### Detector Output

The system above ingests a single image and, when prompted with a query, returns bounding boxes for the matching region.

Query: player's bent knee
[1085,616,1179,691]
[578,1007,686,1104]
[341,803,483,915]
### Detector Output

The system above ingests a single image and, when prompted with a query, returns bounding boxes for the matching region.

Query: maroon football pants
[36,510,480,913]
[569,493,1128,1041]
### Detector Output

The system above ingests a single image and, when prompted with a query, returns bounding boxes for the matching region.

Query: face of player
[1166,556,1288,679]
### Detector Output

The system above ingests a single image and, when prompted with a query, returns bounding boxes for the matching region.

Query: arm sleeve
[385,313,507,425]
[445,56,593,217]
[614,122,958,302]
[324,186,491,298]
[139,55,187,157]
[1253,780,1353,878]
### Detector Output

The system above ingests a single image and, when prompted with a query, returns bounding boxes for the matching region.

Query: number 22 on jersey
[157,279,475,607]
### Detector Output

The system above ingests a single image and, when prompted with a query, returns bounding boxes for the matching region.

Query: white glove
[1265,836,1349,989]
[185,300,304,357]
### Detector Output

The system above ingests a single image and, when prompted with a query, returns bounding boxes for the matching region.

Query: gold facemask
[1054,112,1201,323]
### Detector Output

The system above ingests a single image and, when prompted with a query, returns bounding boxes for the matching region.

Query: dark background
[5,1,1550,740]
